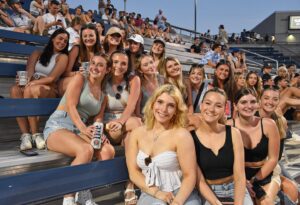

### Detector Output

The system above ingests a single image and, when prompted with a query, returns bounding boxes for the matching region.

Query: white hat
[128,34,144,45]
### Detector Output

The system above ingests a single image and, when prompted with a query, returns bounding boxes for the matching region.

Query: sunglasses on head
[111,33,121,38]
[115,85,123,100]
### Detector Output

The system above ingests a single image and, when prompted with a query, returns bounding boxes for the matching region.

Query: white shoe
[32,133,45,149]
[75,190,98,205]
[20,133,32,150]
[62,197,76,205]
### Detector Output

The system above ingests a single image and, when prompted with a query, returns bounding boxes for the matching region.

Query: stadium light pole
[194,0,197,37]
[124,0,127,12]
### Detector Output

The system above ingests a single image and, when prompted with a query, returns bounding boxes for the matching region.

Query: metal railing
[239,48,279,70]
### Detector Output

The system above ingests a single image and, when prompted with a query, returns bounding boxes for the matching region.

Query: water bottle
[91,122,103,149]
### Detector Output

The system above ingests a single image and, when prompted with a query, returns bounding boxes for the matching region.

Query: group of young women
[9,24,299,205]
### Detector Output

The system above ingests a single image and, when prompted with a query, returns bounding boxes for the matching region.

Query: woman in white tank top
[10,28,69,152]
[126,84,202,205]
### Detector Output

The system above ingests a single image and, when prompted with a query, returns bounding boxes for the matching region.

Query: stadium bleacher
[1,1,300,204]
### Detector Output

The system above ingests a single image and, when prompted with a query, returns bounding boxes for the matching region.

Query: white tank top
[34,53,59,77]
[136,150,182,192]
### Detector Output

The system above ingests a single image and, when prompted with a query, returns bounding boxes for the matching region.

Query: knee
[10,85,22,98]
[100,144,115,160]
[76,143,94,162]
[125,117,143,131]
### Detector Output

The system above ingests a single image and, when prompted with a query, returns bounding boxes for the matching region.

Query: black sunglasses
[111,33,121,38]
[115,85,123,100]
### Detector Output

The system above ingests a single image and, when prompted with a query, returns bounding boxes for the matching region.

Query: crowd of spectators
[1,1,300,205]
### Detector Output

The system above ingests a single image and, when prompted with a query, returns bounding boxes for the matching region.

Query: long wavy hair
[79,24,101,62]
[150,41,166,74]
[163,57,187,99]
[245,71,262,98]
[39,28,69,66]
[260,88,286,139]
[143,84,187,129]
[213,60,237,103]
[106,50,131,90]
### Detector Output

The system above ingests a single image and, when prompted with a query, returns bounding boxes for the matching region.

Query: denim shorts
[103,112,122,123]
[43,110,84,142]
[137,189,201,205]
[204,182,253,205]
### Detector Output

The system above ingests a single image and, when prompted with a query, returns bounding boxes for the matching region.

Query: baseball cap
[153,37,165,47]
[106,26,122,36]
[263,62,272,68]
[231,48,240,53]
[128,34,144,45]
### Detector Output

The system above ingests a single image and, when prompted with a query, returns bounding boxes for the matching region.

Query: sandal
[124,188,137,205]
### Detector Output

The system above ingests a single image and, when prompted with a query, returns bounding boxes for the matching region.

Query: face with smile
[189,68,204,86]
[151,42,164,55]
[129,40,141,54]
[215,64,229,81]
[200,91,226,123]
[82,28,97,47]
[260,90,279,114]
[89,55,108,79]
[140,56,156,75]
[236,75,246,88]
[166,59,181,78]
[52,33,68,52]
[111,53,128,77]
[153,92,177,126]
[235,94,258,118]
[108,33,122,46]
[247,73,258,87]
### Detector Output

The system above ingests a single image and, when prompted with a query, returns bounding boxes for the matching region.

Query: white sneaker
[20,133,32,150]
[75,190,98,205]
[32,133,45,149]
[62,197,76,205]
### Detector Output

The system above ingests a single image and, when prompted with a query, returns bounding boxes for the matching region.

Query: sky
[69,0,300,35]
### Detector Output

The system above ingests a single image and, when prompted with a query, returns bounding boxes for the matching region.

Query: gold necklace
[153,129,167,142]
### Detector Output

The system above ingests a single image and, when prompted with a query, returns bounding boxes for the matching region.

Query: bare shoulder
[57,53,68,60]
[230,126,243,142]
[131,125,147,139]
[262,117,276,127]
[172,127,192,140]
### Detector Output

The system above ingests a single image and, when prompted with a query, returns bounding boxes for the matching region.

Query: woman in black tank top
[228,88,280,204]
[189,88,252,204]
[259,87,299,204]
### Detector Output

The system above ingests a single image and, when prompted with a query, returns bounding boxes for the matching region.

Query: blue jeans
[204,182,253,205]
[137,189,201,205]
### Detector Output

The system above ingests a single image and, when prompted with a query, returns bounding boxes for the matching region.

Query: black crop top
[233,119,268,162]
[190,125,234,180]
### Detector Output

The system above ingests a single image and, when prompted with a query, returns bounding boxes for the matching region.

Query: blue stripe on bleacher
[0,157,128,204]
[0,98,60,118]
[0,63,25,77]
[0,30,49,45]
[0,42,38,56]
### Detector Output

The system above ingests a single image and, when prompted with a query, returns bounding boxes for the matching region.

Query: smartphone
[57,19,62,23]
[20,149,38,156]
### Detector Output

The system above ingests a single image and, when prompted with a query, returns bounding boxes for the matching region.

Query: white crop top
[136,150,182,192]
[34,53,59,78]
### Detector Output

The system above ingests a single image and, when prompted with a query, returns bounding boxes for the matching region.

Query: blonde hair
[163,57,187,98]
[143,84,187,129]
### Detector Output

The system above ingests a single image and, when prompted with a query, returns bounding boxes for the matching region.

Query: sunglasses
[111,33,121,38]
[144,156,152,166]
[115,85,123,100]
[263,85,279,90]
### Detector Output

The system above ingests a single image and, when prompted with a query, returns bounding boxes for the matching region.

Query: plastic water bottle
[91,122,103,149]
